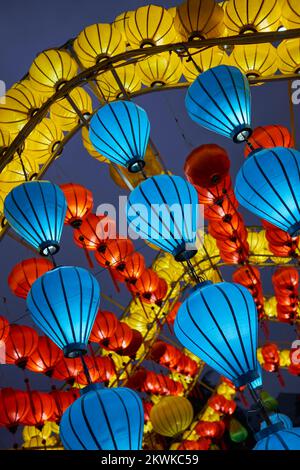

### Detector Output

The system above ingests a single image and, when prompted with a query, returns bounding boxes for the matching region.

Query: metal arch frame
[1,27,300,173]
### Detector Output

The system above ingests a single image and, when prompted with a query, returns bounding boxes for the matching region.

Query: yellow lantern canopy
[29,49,77,96]
[174,0,225,41]
[22,436,57,450]
[0,156,38,196]
[229,43,278,80]
[81,126,109,163]
[150,396,194,437]
[264,296,277,318]
[281,0,300,29]
[23,118,64,165]
[278,39,300,74]
[112,11,134,46]
[0,81,43,136]
[224,0,282,35]
[137,52,182,87]
[50,87,92,131]
[168,7,177,18]
[125,5,177,48]
[95,64,141,101]
[73,24,126,69]
[0,128,11,152]
[182,46,229,82]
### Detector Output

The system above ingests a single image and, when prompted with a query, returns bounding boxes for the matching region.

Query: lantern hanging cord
[80,354,92,385]
[17,146,28,181]
[65,93,90,129]
[246,139,255,153]
[185,258,204,284]
[248,383,272,427]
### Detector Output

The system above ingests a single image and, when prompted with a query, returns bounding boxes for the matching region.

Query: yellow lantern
[278,39,300,74]
[264,296,277,318]
[73,24,126,69]
[0,81,43,136]
[81,127,109,163]
[0,156,38,196]
[22,422,52,441]
[224,0,282,35]
[125,5,177,48]
[22,436,57,450]
[168,7,177,19]
[112,11,134,46]
[95,64,141,101]
[201,406,220,422]
[137,52,182,87]
[182,46,229,82]
[257,347,264,364]
[174,0,225,41]
[248,230,269,263]
[229,44,278,80]
[50,87,92,131]
[29,49,78,96]
[281,0,300,29]
[23,118,64,165]
[150,396,194,437]
[279,350,291,367]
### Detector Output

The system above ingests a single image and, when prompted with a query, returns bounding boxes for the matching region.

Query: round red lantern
[60,183,93,228]
[6,325,38,368]
[8,258,54,299]
[26,336,63,377]
[184,144,230,188]
[89,310,119,345]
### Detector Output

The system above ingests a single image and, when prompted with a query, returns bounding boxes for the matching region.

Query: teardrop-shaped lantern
[235,147,300,237]
[29,49,78,96]
[73,24,126,68]
[125,5,177,49]
[174,281,259,387]
[185,65,252,142]
[60,385,144,450]
[4,181,67,255]
[89,101,150,172]
[27,266,100,357]
[127,175,199,261]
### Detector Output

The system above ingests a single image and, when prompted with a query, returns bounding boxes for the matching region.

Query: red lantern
[273,267,299,295]
[144,278,168,306]
[204,196,239,221]
[26,336,63,377]
[219,249,248,264]
[6,325,38,368]
[133,268,160,300]
[209,214,246,241]
[121,329,143,358]
[96,356,116,382]
[269,243,298,258]
[166,302,181,326]
[184,144,230,188]
[95,238,134,268]
[143,401,153,422]
[116,252,145,284]
[195,420,225,439]
[208,395,236,415]
[52,357,83,384]
[197,175,233,205]
[179,438,211,450]
[73,213,116,251]
[217,237,248,254]
[23,391,55,427]
[8,258,54,299]
[50,388,80,423]
[104,322,133,354]
[89,310,119,345]
[0,388,29,432]
[261,343,280,372]
[76,356,103,385]
[0,316,9,343]
[151,341,182,369]
[60,183,93,228]
[244,125,294,158]
[233,265,261,288]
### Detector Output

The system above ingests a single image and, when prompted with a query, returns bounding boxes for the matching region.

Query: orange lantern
[5,325,38,368]
[8,258,53,299]
[244,125,294,158]
[60,183,93,228]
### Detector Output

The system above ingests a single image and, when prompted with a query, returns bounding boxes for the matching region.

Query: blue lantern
[127,174,199,261]
[185,65,252,143]
[27,266,100,357]
[4,181,67,255]
[89,101,150,172]
[60,385,144,450]
[235,147,300,237]
[174,281,259,387]
[254,426,300,450]
[261,413,293,431]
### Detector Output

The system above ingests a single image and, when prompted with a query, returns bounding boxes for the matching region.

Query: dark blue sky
[0,0,300,449]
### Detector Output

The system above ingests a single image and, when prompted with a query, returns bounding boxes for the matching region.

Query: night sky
[0,0,300,449]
